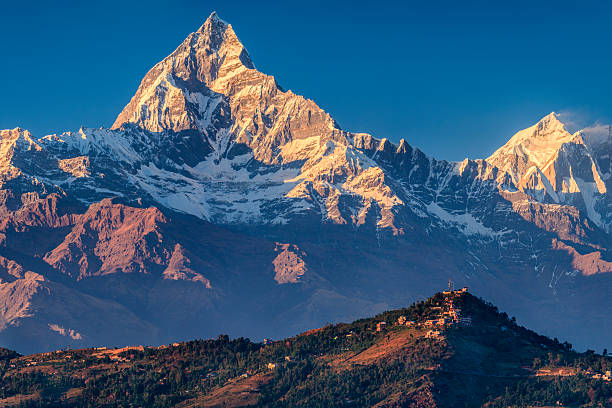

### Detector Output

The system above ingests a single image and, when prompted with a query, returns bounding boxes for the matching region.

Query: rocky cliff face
[0,12,610,354]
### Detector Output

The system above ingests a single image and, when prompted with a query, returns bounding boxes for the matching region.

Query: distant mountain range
[1,291,610,407]
[0,12,610,354]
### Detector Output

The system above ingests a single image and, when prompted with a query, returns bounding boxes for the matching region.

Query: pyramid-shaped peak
[207,11,224,22]
[541,111,559,121]
[197,11,229,33]
[186,12,252,67]
[191,12,237,52]
[487,111,576,171]
[502,112,570,145]
[112,12,256,131]
[536,112,566,131]
[527,112,573,143]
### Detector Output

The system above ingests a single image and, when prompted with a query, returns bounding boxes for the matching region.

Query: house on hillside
[424,318,446,328]
[426,330,441,338]
[376,322,387,332]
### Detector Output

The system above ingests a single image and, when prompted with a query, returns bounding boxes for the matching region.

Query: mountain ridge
[0,12,610,354]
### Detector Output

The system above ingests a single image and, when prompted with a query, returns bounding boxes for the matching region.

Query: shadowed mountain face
[0,13,610,354]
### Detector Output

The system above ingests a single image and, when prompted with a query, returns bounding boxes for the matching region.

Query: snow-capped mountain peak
[487,112,574,180]
[198,11,228,34]
[192,11,255,72]
[483,112,610,232]
[111,12,255,134]
[0,13,611,356]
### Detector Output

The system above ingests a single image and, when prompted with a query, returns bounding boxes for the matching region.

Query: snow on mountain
[488,112,574,180]
[0,13,403,230]
[0,12,610,354]
[485,112,611,233]
[1,13,609,245]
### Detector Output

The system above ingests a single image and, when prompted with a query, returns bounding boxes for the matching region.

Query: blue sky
[1,0,610,160]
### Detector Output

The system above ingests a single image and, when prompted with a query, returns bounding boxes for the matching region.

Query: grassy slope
[0,292,610,407]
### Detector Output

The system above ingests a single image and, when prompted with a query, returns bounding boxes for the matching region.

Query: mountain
[488,112,610,233]
[0,12,610,355]
[0,291,610,407]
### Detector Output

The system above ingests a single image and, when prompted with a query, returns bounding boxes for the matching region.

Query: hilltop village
[377,283,472,340]
[10,285,477,375]
[0,290,610,407]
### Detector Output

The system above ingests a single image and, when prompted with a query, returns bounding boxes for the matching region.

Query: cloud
[556,110,589,134]
[556,111,610,143]
[580,123,610,145]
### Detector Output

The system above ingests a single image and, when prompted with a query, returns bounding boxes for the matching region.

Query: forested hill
[1,291,610,407]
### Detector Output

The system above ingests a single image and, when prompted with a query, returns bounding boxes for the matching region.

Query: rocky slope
[0,12,610,354]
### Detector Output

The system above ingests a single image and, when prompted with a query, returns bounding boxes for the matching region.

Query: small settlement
[377,282,472,339]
